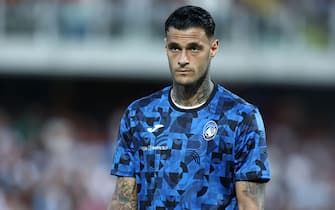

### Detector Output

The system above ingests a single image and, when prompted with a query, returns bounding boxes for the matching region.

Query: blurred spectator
[0,0,334,48]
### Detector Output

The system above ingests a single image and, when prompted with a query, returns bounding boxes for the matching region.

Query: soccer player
[108,5,271,210]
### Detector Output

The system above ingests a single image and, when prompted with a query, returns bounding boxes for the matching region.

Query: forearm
[108,196,136,210]
[108,177,137,210]
[236,181,266,210]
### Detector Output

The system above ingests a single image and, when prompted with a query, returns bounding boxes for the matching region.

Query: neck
[171,80,214,107]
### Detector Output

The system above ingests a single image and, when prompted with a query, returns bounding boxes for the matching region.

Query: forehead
[166,27,209,43]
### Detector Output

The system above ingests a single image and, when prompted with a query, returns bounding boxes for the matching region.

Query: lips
[176,68,192,73]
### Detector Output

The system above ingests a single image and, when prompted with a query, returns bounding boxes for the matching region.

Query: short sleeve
[110,109,136,177]
[234,107,271,182]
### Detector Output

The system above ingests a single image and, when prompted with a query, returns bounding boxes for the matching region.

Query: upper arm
[236,181,266,210]
[235,108,271,182]
[108,176,137,210]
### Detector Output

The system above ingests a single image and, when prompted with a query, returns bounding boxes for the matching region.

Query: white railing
[0,0,334,84]
[0,0,333,47]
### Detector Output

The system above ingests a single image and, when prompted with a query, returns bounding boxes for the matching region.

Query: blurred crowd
[0,0,335,49]
[0,89,334,210]
[264,97,335,210]
[0,106,122,210]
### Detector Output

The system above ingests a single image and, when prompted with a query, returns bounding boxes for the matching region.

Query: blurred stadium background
[0,0,334,209]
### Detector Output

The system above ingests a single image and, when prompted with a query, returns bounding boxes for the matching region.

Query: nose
[178,50,189,66]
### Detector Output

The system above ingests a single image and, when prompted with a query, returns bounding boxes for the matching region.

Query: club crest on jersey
[203,120,218,141]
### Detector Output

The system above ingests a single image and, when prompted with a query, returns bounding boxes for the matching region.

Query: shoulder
[126,86,171,113]
[215,84,258,114]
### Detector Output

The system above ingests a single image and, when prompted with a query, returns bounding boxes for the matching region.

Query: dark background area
[1,75,334,129]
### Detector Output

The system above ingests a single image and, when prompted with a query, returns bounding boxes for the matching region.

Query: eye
[167,43,180,53]
[169,47,180,52]
[191,47,200,53]
[188,44,202,53]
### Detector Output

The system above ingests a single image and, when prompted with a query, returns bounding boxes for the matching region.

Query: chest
[133,111,237,173]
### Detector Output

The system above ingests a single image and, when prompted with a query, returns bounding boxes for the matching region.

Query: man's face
[165,27,218,86]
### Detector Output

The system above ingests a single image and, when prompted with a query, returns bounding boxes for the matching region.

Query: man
[108,5,271,210]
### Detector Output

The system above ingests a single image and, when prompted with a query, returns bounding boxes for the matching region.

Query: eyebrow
[167,42,203,49]
[187,42,203,49]
[167,42,180,49]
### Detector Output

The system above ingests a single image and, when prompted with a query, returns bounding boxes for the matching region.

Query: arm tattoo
[241,182,265,209]
[109,177,137,210]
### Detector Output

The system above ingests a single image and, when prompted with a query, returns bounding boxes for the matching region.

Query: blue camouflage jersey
[110,84,271,210]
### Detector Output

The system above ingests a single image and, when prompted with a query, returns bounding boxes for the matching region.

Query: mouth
[176,68,192,74]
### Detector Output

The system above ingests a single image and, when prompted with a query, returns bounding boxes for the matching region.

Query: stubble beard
[172,62,211,88]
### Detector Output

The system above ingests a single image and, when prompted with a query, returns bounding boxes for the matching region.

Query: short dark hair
[165,5,216,38]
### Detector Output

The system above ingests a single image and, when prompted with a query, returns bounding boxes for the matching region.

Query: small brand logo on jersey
[203,120,218,141]
[147,124,164,133]
[141,145,168,151]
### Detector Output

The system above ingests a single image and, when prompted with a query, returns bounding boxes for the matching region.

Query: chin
[174,78,196,86]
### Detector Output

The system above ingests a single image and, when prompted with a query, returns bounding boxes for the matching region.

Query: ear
[164,37,167,49]
[164,37,169,53]
[209,39,219,57]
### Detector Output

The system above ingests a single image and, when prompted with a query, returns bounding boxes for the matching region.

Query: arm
[108,176,137,210]
[236,181,266,210]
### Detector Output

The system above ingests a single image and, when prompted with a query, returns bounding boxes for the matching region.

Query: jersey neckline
[168,83,218,112]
